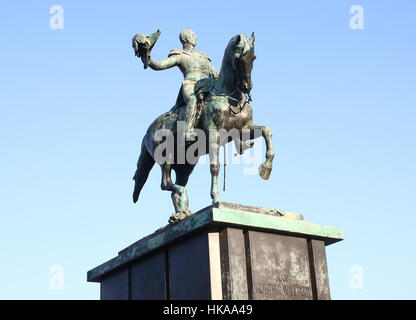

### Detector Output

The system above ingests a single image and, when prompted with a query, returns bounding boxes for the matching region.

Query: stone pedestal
[87,202,343,300]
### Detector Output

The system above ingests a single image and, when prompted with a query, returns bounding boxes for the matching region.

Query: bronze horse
[132,33,275,223]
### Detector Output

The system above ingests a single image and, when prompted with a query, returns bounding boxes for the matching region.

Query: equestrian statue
[131,29,275,223]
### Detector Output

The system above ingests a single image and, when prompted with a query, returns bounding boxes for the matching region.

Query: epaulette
[168,49,189,57]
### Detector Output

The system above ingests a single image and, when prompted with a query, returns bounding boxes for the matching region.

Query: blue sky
[0,0,415,299]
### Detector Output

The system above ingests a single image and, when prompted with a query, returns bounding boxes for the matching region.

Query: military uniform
[168,49,217,136]
[148,48,217,137]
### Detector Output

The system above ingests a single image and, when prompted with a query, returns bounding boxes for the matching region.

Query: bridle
[226,91,252,114]
[210,90,252,114]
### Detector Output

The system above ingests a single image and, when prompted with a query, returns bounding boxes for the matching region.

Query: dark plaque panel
[247,231,313,300]
[311,240,331,300]
[130,251,167,300]
[100,267,129,300]
[220,228,248,299]
[168,232,211,299]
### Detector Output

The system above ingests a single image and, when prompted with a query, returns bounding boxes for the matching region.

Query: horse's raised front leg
[209,131,221,203]
[160,163,191,223]
[245,123,275,180]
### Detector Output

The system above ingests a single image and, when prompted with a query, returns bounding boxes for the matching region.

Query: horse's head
[229,33,256,93]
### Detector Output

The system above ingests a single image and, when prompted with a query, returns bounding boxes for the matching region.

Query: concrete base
[87,202,343,300]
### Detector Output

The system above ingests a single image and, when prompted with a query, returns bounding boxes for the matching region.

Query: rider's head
[179,29,197,48]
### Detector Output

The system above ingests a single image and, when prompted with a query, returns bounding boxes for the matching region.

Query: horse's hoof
[259,163,272,180]
[184,209,193,217]
[168,210,191,224]
[168,214,180,224]
[245,141,255,150]
[239,141,255,154]
[211,196,222,204]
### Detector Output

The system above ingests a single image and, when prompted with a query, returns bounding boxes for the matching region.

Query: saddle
[195,77,215,104]
[170,77,215,118]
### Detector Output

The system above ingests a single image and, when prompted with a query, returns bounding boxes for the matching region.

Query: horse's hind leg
[174,163,196,187]
[244,123,275,180]
[160,163,191,223]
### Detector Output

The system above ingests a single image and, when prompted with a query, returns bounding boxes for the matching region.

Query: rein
[211,90,252,114]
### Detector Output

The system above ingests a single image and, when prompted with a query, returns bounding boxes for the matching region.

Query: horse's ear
[235,34,242,45]
[249,32,255,45]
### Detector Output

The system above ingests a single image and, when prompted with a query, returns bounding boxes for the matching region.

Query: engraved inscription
[277,273,289,283]
[247,232,313,300]
[255,283,311,297]
[254,273,311,298]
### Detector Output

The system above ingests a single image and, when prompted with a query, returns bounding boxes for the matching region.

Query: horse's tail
[132,138,155,203]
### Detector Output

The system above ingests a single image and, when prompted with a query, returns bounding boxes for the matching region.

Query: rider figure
[146,29,218,139]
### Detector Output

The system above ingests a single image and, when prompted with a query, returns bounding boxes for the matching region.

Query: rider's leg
[182,80,198,140]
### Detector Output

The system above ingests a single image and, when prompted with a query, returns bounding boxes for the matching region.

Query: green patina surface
[119,208,213,259]
[212,208,343,242]
[87,204,343,282]
[131,30,263,218]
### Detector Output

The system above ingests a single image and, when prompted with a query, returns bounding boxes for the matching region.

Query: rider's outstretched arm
[148,55,181,71]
